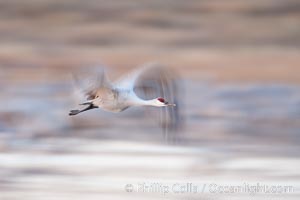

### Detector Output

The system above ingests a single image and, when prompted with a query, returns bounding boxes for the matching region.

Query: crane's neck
[130,96,159,107]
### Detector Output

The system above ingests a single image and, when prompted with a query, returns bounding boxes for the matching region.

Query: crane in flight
[69,63,182,134]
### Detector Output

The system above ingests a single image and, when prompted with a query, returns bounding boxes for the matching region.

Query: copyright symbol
[125,184,133,192]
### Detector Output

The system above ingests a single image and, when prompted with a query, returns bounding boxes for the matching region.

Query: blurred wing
[72,67,111,101]
[115,64,153,90]
[120,63,183,139]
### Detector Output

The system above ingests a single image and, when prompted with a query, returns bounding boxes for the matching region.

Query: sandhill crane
[69,63,182,135]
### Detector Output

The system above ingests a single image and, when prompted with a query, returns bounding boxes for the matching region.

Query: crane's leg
[69,104,97,116]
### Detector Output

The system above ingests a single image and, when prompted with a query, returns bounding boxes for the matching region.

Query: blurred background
[0,0,300,199]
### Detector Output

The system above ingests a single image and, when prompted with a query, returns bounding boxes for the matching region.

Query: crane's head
[154,97,176,107]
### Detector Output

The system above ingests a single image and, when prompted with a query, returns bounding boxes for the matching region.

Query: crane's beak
[166,102,176,106]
